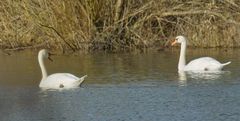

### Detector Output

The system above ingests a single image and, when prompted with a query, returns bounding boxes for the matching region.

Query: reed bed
[0,0,240,52]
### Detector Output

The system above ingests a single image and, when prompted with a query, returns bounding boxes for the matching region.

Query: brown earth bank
[1,0,240,52]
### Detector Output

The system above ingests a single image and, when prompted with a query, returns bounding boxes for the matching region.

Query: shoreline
[0,46,237,56]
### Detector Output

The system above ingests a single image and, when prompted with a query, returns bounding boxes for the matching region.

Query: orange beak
[171,40,177,46]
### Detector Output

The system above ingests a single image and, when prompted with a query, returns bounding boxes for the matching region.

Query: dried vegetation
[1,0,240,52]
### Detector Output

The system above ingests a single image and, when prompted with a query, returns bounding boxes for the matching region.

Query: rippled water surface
[1,49,240,121]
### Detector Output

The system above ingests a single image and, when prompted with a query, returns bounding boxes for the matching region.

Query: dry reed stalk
[0,0,240,52]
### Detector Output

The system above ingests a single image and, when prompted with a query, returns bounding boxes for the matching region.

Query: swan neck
[178,42,186,71]
[38,54,47,81]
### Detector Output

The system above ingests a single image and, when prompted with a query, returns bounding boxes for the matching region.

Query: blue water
[1,83,240,121]
[0,49,240,121]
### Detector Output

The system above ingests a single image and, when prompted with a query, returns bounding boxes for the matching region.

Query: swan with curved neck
[171,36,231,72]
[38,49,87,89]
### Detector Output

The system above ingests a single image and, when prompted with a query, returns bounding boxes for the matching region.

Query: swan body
[171,36,231,71]
[38,49,87,89]
[184,57,230,71]
[39,74,87,89]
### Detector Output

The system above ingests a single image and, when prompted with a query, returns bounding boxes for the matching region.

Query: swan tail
[76,75,87,86]
[221,61,231,67]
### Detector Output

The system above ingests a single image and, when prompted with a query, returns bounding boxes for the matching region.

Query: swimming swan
[38,49,87,89]
[171,35,231,72]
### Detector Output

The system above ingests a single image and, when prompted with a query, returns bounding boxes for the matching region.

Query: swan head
[38,49,53,61]
[171,35,187,46]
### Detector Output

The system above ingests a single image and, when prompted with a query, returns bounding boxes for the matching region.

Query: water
[1,49,240,121]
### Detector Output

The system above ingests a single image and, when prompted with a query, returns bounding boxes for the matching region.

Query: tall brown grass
[1,0,240,52]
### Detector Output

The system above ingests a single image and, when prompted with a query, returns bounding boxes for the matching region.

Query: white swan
[38,49,87,89]
[171,35,231,72]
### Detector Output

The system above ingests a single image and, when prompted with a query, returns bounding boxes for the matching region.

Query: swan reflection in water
[177,70,230,86]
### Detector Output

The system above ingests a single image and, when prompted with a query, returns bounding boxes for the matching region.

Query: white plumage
[171,36,231,71]
[38,49,87,89]
[184,57,230,71]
